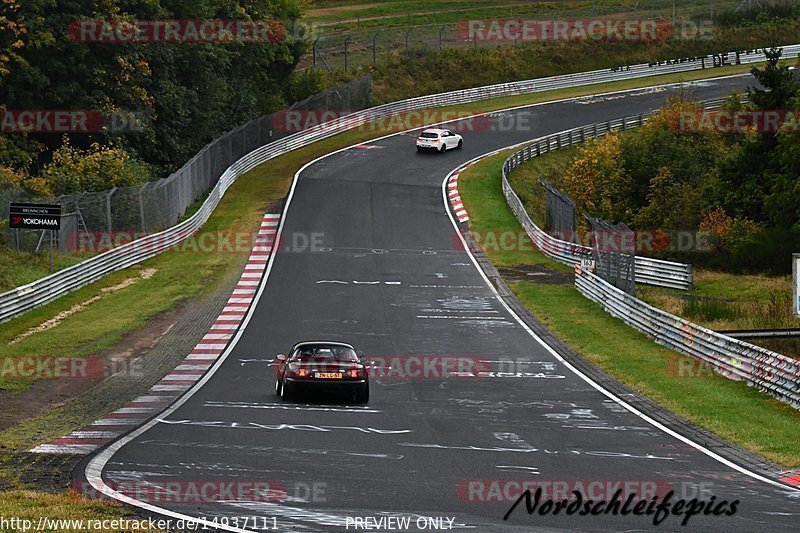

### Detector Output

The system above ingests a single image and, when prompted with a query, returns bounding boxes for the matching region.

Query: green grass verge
[307,0,737,30]
[0,489,170,532]
[458,142,800,467]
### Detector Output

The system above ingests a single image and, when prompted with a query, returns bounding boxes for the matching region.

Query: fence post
[439,25,445,50]
[106,188,117,232]
[139,182,150,232]
[405,29,411,54]
[372,31,380,65]
[344,36,350,72]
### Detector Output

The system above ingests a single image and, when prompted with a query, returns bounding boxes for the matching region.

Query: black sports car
[275,341,369,403]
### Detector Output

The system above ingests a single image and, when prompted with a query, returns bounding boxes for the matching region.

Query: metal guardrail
[1,45,798,323]
[502,116,693,289]
[719,329,800,340]
[575,267,800,410]
[501,98,736,290]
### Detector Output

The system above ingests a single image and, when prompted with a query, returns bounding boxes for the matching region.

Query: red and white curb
[448,165,469,223]
[780,472,800,487]
[30,213,281,454]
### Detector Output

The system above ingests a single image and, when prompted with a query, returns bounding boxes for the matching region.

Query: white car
[416,128,463,153]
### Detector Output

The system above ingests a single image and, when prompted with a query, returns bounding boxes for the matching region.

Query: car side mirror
[276,354,286,362]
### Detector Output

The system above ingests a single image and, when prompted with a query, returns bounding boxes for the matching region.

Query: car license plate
[317,372,342,379]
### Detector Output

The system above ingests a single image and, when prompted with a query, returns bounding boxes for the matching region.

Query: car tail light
[287,366,308,378]
[348,368,365,379]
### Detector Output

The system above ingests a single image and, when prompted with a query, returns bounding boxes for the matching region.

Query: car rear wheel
[280,380,292,401]
[457,139,463,149]
[416,146,422,152]
[355,385,369,404]
[275,379,282,397]
[440,143,447,153]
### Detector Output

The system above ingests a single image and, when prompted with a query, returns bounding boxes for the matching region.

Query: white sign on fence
[794,254,800,318]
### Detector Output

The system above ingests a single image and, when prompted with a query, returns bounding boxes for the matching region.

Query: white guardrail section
[2,45,799,323]
[575,266,800,409]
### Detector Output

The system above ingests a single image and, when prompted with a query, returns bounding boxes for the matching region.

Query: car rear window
[420,132,439,138]
[292,345,358,361]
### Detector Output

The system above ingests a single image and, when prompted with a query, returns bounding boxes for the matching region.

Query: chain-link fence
[585,215,637,296]
[2,75,373,253]
[306,0,768,72]
[539,178,577,243]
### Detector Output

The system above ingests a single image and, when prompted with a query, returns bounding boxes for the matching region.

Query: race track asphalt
[81,74,800,532]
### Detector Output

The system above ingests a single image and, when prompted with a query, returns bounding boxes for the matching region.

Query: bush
[39,138,150,196]
[562,132,633,223]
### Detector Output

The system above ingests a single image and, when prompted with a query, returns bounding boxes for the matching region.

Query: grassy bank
[307,0,743,30]
[364,21,800,102]
[458,152,800,466]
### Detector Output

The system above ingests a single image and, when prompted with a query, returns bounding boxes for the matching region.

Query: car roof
[421,128,447,134]
[291,341,355,351]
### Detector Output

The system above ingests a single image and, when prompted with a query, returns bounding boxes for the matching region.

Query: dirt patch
[9,268,158,346]
[0,298,188,432]
[497,264,573,285]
